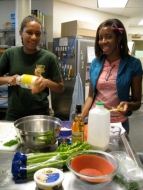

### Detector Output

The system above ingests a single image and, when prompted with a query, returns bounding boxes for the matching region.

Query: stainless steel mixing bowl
[14,115,62,149]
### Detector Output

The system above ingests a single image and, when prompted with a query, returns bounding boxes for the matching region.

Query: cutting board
[0,122,21,151]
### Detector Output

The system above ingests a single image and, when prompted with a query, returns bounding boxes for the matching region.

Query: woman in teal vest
[81,18,142,134]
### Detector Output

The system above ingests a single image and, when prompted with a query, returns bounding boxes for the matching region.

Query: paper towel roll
[85,86,89,101]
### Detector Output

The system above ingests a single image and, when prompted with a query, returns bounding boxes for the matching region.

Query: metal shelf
[0,46,11,49]
[0,29,15,32]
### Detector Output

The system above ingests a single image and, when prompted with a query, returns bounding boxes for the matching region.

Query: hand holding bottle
[7,74,19,86]
[31,71,46,94]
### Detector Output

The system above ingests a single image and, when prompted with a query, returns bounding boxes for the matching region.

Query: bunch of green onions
[11,141,90,180]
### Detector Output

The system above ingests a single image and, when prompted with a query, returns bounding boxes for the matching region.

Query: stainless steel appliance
[52,36,95,120]
[0,84,8,119]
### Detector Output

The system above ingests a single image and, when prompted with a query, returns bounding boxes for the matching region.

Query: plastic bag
[110,125,121,143]
[137,152,143,165]
[111,151,143,190]
[108,126,121,151]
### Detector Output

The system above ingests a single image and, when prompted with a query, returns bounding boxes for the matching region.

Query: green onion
[11,141,91,180]
[114,175,139,190]
[3,136,20,147]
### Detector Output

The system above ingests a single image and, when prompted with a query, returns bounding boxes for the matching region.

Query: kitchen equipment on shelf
[14,115,62,150]
[66,150,119,188]
[52,36,95,120]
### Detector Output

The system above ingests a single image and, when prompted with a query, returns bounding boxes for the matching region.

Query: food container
[59,121,72,137]
[66,150,119,188]
[34,168,64,190]
[14,115,62,149]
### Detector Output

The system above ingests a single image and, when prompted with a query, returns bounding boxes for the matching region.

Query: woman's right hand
[8,74,19,86]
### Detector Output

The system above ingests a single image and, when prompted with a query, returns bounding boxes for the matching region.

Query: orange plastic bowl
[66,150,119,188]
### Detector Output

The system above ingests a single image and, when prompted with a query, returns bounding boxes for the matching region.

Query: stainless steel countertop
[0,133,142,190]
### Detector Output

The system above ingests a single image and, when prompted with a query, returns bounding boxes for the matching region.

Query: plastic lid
[96,102,104,105]
[34,168,64,187]
[16,76,21,85]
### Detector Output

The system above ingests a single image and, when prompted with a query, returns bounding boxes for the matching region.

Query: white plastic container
[16,74,38,89]
[87,102,110,151]
[34,168,64,190]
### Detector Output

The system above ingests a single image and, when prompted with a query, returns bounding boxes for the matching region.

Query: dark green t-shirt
[0,47,62,121]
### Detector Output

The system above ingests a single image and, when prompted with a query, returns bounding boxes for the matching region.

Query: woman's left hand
[116,101,128,115]
[31,71,46,94]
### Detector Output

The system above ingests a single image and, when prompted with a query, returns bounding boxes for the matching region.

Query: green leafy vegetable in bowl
[34,130,55,144]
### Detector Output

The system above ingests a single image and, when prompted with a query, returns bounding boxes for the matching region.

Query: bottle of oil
[16,74,39,89]
[72,105,84,143]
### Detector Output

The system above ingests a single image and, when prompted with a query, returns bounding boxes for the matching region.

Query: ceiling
[0,0,142,27]
[57,0,143,27]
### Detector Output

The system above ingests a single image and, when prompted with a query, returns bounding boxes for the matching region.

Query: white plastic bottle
[16,74,39,89]
[87,102,110,151]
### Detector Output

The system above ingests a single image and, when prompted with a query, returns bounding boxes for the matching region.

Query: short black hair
[95,18,129,60]
[20,15,42,31]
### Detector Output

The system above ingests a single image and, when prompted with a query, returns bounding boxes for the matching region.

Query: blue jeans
[122,119,129,134]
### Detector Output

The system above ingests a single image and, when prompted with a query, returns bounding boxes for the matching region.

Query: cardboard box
[61,20,96,37]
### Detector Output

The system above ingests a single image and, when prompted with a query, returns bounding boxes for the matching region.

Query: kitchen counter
[0,133,143,190]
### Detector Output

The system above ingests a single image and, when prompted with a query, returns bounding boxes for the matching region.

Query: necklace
[105,65,115,81]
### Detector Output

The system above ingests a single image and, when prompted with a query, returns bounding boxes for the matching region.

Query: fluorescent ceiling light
[138,19,143,25]
[98,0,128,8]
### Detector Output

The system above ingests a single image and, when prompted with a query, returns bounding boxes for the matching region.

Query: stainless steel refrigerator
[51,36,95,120]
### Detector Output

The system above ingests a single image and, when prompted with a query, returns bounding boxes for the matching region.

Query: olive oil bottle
[72,105,84,143]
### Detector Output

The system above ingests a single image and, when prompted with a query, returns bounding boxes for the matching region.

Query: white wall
[0,0,53,47]
[128,34,143,41]
[0,0,142,44]
[53,1,130,38]
[0,1,15,29]
[128,27,143,41]
[31,0,53,43]
[129,26,143,35]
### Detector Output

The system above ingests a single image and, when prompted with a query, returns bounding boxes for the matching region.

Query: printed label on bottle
[21,74,36,84]
[72,132,83,143]
[16,74,38,89]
